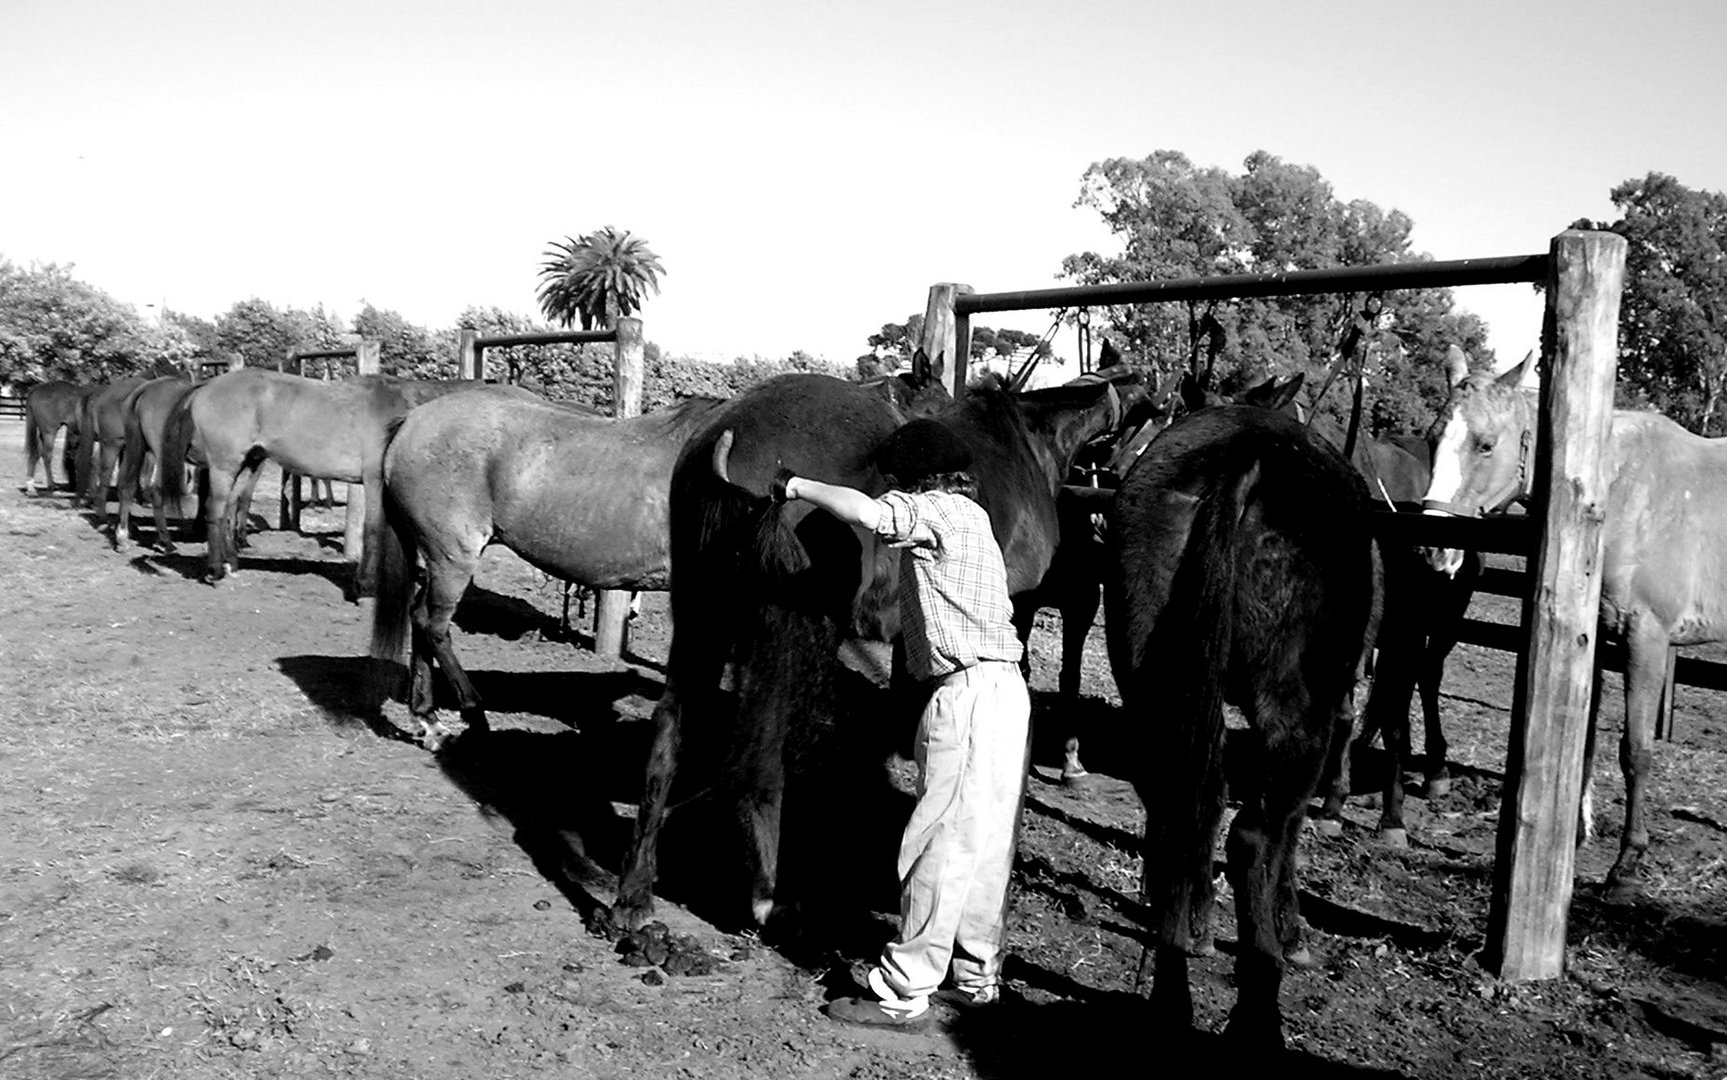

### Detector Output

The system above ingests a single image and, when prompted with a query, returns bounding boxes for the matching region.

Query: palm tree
[536,226,666,331]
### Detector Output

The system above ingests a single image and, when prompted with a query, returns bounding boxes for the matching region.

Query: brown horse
[605,366,1138,934]
[160,368,479,594]
[1421,349,1727,898]
[23,380,92,495]
[75,376,151,513]
[369,386,726,750]
[113,375,200,551]
[1105,405,1377,1051]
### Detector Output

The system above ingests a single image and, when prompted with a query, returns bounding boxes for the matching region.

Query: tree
[353,303,449,380]
[0,260,162,386]
[1582,173,1727,434]
[213,299,343,371]
[537,226,666,331]
[1061,150,1492,436]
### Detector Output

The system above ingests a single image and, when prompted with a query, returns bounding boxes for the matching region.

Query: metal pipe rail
[955,254,1550,316]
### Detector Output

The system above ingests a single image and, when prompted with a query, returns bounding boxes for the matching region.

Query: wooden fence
[921,230,1628,981]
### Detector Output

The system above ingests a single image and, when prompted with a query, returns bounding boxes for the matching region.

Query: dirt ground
[4,414,1727,1080]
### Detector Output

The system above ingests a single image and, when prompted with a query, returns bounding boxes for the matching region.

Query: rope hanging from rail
[1007,309,1073,391]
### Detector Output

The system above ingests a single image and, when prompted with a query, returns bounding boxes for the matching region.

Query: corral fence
[920,230,1628,982]
[456,320,646,660]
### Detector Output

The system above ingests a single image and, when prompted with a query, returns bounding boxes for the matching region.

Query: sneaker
[824,996,930,1028]
[934,983,1000,1009]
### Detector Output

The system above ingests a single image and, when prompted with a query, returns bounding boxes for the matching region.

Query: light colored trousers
[878,659,1031,1000]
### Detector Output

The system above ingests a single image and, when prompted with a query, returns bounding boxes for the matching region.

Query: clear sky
[3,0,1724,371]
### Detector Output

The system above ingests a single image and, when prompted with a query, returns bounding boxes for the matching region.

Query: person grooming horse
[776,417,1030,1028]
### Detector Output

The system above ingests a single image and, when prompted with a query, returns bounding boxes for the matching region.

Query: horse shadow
[140,550,355,592]
[278,649,915,940]
[934,985,1406,1077]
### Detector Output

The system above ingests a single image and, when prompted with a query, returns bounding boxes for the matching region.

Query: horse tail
[707,428,812,585]
[367,416,416,698]
[23,398,41,479]
[116,404,150,501]
[158,389,198,505]
[367,486,413,677]
[1135,462,1258,954]
[73,393,98,504]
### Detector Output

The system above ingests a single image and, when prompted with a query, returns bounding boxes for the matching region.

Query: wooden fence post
[921,283,973,398]
[355,340,381,376]
[1486,229,1626,980]
[458,329,482,381]
[594,318,646,659]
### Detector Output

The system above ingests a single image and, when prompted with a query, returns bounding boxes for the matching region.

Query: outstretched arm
[781,476,881,531]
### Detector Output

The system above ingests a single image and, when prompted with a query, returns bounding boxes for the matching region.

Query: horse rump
[1105,405,1376,1051]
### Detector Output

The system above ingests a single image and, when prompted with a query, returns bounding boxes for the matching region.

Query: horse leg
[226,461,267,562]
[202,468,240,582]
[610,627,729,934]
[408,561,487,750]
[1607,620,1668,899]
[1578,659,1605,845]
[1368,651,1418,847]
[349,459,384,599]
[1056,579,1102,788]
[1222,699,1330,1053]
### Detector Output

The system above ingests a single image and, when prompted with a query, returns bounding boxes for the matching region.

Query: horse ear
[1099,339,1122,370]
[1178,371,1208,413]
[909,348,934,385]
[1498,350,1536,389]
[1241,373,1304,413]
[1445,344,1470,387]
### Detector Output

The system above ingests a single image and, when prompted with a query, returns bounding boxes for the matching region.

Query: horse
[160,368,480,595]
[1182,368,1483,844]
[1419,348,1727,899]
[369,386,727,750]
[74,375,151,513]
[604,366,1137,934]
[113,375,200,552]
[1012,366,1186,786]
[1103,404,1377,1051]
[22,380,91,495]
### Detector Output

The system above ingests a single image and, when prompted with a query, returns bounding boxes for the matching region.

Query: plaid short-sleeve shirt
[874,490,1023,681]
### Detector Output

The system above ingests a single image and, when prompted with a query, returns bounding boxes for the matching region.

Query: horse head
[1419,347,1538,574]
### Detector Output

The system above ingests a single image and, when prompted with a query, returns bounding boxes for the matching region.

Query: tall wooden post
[920,283,974,398]
[355,340,381,376]
[1487,229,1626,980]
[594,318,646,659]
[458,329,483,381]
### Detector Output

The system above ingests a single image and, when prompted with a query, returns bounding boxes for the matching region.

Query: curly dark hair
[890,470,979,500]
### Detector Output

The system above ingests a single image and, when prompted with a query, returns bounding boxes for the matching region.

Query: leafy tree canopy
[1577,173,1727,434]
[538,226,666,331]
[213,299,345,372]
[1061,150,1492,436]
[0,260,172,385]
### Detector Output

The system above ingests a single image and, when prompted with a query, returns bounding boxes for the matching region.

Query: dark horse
[1104,405,1376,1050]
[161,369,478,594]
[75,375,151,512]
[23,380,92,495]
[114,375,200,551]
[605,369,1135,932]
[369,385,726,750]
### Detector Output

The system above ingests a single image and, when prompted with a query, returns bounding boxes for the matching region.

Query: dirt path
[4,415,1727,1079]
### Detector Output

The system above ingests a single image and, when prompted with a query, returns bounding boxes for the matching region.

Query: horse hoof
[1425,776,1451,799]
[1308,816,1344,839]
[1376,827,1409,849]
[1284,944,1320,970]
[1061,769,1096,792]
